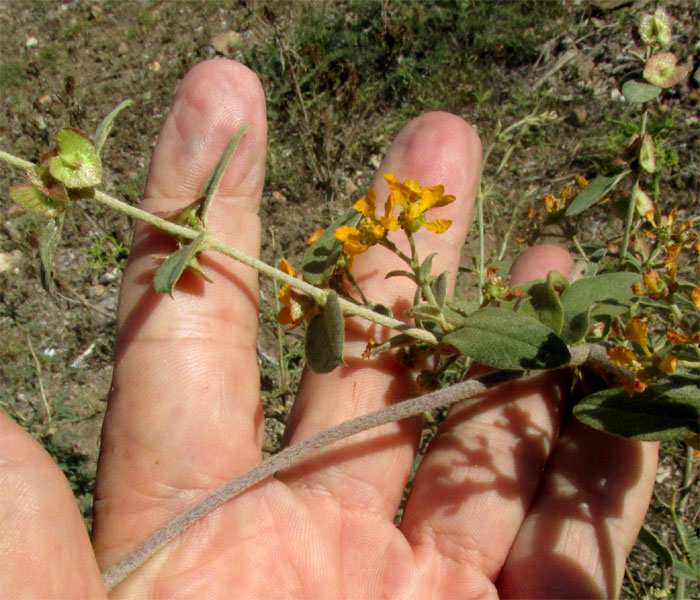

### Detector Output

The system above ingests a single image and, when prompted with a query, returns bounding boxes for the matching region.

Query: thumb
[0,414,105,597]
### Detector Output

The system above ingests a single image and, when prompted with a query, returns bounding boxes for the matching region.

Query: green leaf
[305,291,345,373]
[94,99,132,155]
[370,303,393,318]
[431,271,448,307]
[406,303,443,319]
[564,171,629,217]
[559,272,641,343]
[39,214,65,293]
[672,559,699,581]
[10,183,66,217]
[517,271,565,334]
[621,80,661,104]
[385,269,417,282]
[638,526,673,568]
[198,126,248,224]
[303,208,361,286]
[639,134,656,173]
[153,233,207,295]
[443,307,570,370]
[419,252,436,281]
[48,127,102,188]
[573,374,700,441]
[447,300,480,317]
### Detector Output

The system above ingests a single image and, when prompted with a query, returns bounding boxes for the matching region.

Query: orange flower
[666,327,700,345]
[277,258,315,329]
[607,317,680,394]
[307,229,325,246]
[542,175,589,215]
[626,318,651,356]
[633,269,670,301]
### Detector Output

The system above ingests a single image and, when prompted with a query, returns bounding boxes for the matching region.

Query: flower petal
[422,218,452,234]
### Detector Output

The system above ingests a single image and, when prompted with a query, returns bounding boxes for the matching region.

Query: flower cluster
[517,175,589,245]
[542,175,589,216]
[634,206,700,308]
[607,317,677,394]
[335,173,455,255]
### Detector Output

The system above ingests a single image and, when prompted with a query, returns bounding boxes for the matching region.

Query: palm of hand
[1,59,657,600]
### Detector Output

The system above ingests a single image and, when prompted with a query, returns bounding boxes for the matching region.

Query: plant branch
[0,149,438,346]
[101,343,628,591]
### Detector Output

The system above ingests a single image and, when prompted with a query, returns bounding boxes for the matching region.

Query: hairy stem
[0,149,438,346]
[101,343,623,591]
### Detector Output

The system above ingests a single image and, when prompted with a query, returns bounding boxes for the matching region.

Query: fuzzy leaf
[153,233,207,295]
[419,252,437,281]
[10,183,66,217]
[94,99,132,155]
[443,307,570,370]
[573,374,700,441]
[385,269,417,282]
[303,208,361,285]
[370,303,393,317]
[39,214,65,293]
[559,272,641,343]
[643,52,689,88]
[198,126,248,222]
[564,171,629,217]
[48,127,102,188]
[621,80,661,104]
[517,272,565,334]
[431,271,448,307]
[639,134,656,173]
[305,291,345,373]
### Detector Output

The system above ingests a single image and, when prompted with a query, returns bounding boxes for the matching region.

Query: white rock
[211,30,243,55]
[0,251,21,274]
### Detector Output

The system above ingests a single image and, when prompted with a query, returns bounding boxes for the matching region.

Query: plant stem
[0,148,34,170]
[620,175,641,265]
[101,342,628,591]
[0,148,439,346]
[100,370,521,591]
[621,110,647,264]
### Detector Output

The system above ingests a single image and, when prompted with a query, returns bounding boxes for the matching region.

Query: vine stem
[100,343,627,592]
[0,149,438,346]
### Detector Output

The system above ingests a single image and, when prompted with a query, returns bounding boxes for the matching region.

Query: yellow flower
[335,224,372,255]
[353,188,378,218]
[626,318,651,356]
[307,229,325,246]
[277,258,315,329]
[658,353,677,374]
[335,184,401,255]
[384,173,455,234]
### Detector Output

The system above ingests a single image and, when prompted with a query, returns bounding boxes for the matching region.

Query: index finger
[92,59,268,570]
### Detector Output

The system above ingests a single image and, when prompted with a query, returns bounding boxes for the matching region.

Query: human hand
[1,59,658,599]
